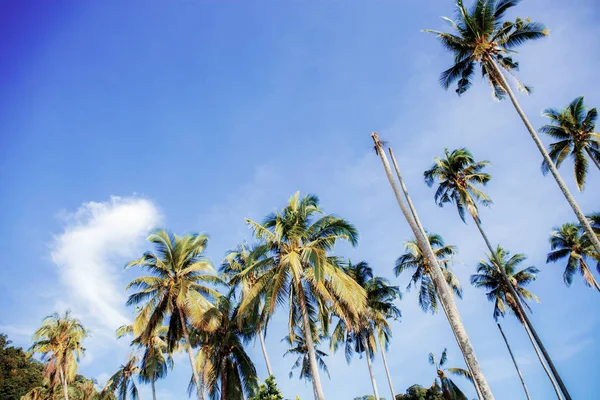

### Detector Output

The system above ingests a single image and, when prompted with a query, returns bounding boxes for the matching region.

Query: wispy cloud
[50,196,161,333]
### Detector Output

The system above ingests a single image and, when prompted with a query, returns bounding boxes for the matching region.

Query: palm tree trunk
[258,329,274,377]
[297,281,326,400]
[179,312,204,400]
[377,337,396,400]
[152,377,157,400]
[521,319,562,399]
[362,334,381,400]
[471,214,570,399]
[220,363,228,400]
[488,60,600,258]
[497,323,531,400]
[580,259,600,291]
[59,366,69,400]
[585,148,600,171]
[372,133,494,400]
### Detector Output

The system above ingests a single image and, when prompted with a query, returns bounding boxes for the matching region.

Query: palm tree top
[540,96,600,190]
[470,246,539,321]
[425,0,548,98]
[424,147,492,222]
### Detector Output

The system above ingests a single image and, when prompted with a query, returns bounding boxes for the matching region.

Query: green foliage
[395,384,443,400]
[249,376,284,400]
[354,396,387,400]
[0,334,44,400]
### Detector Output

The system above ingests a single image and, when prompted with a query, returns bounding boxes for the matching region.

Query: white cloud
[50,196,161,333]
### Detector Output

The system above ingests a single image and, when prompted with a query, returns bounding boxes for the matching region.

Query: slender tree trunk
[390,147,484,399]
[258,329,274,377]
[220,362,228,400]
[497,323,531,400]
[378,337,396,400]
[580,259,600,291]
[362,334,381,400]
[59,366,69,400]
[471,198,571,400]
[372,133,494,400]
[179,312,204,400]
[297,281,326,400]
[152,377,157,400]
[521,318,562,399]
[488,59,600,258]
[585,147,600,171]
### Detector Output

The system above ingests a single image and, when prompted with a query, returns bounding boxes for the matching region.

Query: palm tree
[29,311,89,400]
[425,0,600,259]
[239,192,367,400]
[193,291,259,400]
[395,233,462,314]
[470,247,558,398]
[371,133,493,400]
[221,242,273,378]
[428,348,473,400]
[424,146,570,399]
[547,223,600,291]
[102,354,141,400]
[540,96,600,190]
[116,324,172,400]
[589,212,600,234]
[284,325,330,399]
[331,261,401,400]
[125,230,223,400]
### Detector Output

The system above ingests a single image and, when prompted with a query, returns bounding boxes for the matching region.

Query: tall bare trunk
[488,60,600,257]
[372,133,494,400]
[152,377,157,400]
[297,281,326,400]
[180,312,204,400]
[521,318,562,399]
[378,338,396,400]
[362,334,380,400]
[220,362,228,400]
[497,323,530,400]
[258,329,274,377]
[479,62,577,400]
[585,148,600,171]
[59,366,69,400]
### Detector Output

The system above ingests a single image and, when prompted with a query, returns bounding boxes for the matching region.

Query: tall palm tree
[331,261,401,400]
[102,354,141,400]
[547,223,600,291]
[116,324,172,400]
[193,291,259,400]
[540,96,600,190]
[125,230,223,400]
[425,0,600,260]
[371,133,493,400]
[221,242,273,378]
[424,146,570,399]
[395,233,462,314]
[428,348,473,400]
[29,311,89,400]
[239,192,367,400]
[470,247,559,398]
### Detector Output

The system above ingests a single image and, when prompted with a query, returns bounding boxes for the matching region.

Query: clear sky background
[1,1,599,399]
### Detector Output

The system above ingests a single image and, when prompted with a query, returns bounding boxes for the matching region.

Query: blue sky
[1,0,599,399]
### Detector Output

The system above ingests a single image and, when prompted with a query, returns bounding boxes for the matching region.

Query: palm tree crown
[470,247,539,321]
[547,223,600,291]
[395,234,462,313]
[102,354,141,400]
[29,311,89,397]
[425,0,548,98]
[424,147,491,222]
[283,326,330,382]
[428,348,473,400]
[540,96,600,190]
